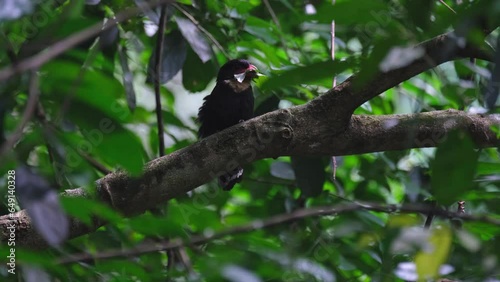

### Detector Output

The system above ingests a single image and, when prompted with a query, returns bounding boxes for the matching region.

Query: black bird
[198,59,259,191]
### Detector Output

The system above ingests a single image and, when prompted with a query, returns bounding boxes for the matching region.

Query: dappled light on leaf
[379,46,425,72]
[0,0,499,281]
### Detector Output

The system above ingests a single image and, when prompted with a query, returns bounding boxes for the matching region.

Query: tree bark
[1,25,499,248]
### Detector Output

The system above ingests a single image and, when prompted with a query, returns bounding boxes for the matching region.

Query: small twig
[331,156,337,180]
[262,0,281,30]
[424,201,437,229]
[0,70,40,160]
[147,2,178,266]
[0,0,173,82]
[152,4,173,269]
[80,153,112,175]
[154,5,168,157]
[330,22,335,64]
[57,201,500,264]
[35,102,66,188]
[166,248,175,270]
[245,177,295,186]
[172,3,229,59]
[177,247,195,275]
[57,41,101,124]
[35,102,112,176]
[438,0,457,14]
[330,0,337,181]
[424,214,434,229]
[466,57,476,82]
[262,0,288,53]
[1,31,17,63]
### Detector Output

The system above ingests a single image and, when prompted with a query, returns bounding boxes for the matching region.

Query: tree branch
[2,109,499,248]
[56,201,500,264]
[311,30,495,122]
[0,0,173,82]
[1,25,499,248]
[154,5,168,157]
[0,70,40,160]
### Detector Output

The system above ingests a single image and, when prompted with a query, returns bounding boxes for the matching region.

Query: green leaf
[415,226,452,280]
[146,30,187,84]
[261,60,352,90]
[402,0,434,31]
[441,84,464,109]
[355,35,401,87]
[168,202,223,232]
[307,0,389,25]
[238,40,284,66]
[163,110,192,130]
[484,36,500,110]
[14,126,43,162]
[182,48,216,92]
[244,16,280,44]
[254,94,280,116]
[291,156,326,198]
[41,60,131,123]
[118,45,136,112]
[95,260,148,281]
[57,110,146,176]
[149,126,159,157]
[431,131,479,206]
[19,17,98,57]
[477,162,500,175]
[176,17,212,63]
[61,197,122,225]
[128,214,186,237]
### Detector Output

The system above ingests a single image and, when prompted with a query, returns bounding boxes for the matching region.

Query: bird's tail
[218,167,244,191]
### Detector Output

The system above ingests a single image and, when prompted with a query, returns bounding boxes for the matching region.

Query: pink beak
[247,64,257,72]
[234,64,260,83]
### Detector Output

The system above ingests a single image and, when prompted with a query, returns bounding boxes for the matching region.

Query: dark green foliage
[0,0,499,281]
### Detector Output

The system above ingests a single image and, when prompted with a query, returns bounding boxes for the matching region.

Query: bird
[197,59,259,191]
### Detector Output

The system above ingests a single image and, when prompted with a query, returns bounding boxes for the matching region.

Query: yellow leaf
[415,225,452,281]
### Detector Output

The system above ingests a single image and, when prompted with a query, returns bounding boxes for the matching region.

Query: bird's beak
[247,64,258,72]
[234,64,261,83]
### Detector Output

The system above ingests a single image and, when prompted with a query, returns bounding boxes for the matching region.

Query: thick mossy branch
[2,110,499,248]
[1,26,499,248]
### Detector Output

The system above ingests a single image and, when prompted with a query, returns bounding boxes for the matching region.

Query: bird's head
[217,59,260,92]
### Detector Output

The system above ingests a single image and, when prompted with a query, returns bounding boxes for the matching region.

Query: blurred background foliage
[0,0,499,281]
